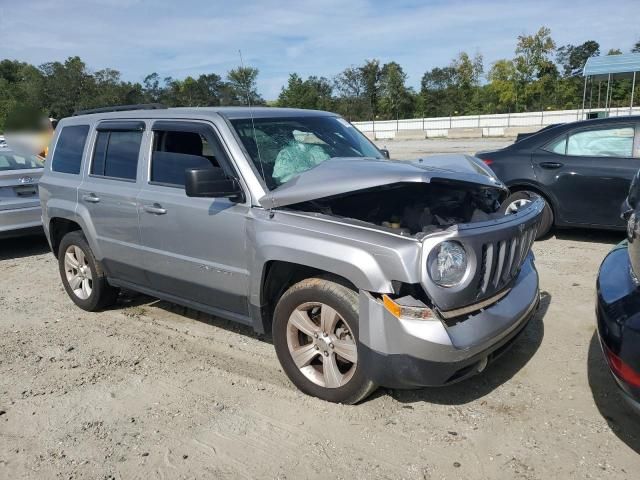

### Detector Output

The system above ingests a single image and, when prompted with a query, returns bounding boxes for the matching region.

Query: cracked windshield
[231,115,383,188]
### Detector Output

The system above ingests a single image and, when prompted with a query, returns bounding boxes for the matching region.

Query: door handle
[82,193,100,203]
[143,203,167,215]
[540,162,563,169]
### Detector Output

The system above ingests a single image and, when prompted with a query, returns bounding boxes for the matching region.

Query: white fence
[352,107,640,139]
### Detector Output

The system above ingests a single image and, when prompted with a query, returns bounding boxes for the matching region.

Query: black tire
[273,277,377,404]
[503,191,554,239]
[58,231,119,311]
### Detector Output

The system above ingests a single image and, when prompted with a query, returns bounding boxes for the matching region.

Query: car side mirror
[185,167,244,202]
[380,148,390,159]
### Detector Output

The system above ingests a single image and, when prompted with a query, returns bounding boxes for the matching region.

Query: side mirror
[380,148,390,159]
[185,167,244,202]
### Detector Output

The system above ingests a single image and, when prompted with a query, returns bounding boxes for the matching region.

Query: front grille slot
[477,225,537,298]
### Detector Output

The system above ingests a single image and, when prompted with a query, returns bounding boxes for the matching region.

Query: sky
[1,0,639,99]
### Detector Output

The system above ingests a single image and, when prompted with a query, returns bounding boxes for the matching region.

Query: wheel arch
[506,181,558,224]
[255,260,358,334]
[49,217,83,258]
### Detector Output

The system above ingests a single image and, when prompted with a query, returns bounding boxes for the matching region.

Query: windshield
[230,115,383,189]
[0,151,44,171]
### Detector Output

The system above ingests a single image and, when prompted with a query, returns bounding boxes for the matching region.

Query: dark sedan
[596,170,640,413]
[476,116,640,238]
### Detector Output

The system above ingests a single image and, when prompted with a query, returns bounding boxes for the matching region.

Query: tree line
[1,26,639,131]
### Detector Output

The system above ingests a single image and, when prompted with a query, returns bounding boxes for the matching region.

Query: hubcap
[64,245,93,300]
[286,302,357,389]
[505,198,531,215]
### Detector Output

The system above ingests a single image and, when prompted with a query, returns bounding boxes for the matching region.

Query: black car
[476,116,640,238]
[596,170,640,413]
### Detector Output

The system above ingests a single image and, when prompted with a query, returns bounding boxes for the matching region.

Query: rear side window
[566,126,635,158]
[544,136,567,155]
[52,125,90,174]
[91,130,143,180]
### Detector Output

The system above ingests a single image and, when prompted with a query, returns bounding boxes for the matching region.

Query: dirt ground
[1,139,639,479]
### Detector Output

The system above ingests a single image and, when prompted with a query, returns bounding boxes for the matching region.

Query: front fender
[246,209,423,306]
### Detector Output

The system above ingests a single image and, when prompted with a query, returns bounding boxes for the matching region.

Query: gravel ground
[1,139,639,479]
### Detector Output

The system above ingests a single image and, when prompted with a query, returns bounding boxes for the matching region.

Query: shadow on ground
[587,332,640,454]
[0,234,49,260]
[116,290,271,344]
[379,290,551,405]
[550,228,624,246]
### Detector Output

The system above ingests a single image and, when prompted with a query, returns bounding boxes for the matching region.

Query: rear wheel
[273,277,376,404]
[58,231,119,311]
[503,190,553,239]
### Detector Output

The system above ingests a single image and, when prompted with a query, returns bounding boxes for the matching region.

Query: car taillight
[481,159,493,166]
[603,342,640,388]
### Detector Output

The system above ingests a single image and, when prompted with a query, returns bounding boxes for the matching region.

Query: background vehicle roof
[509,114,640,149]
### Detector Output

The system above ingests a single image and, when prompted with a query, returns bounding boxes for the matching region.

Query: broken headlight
[428,241,468,287]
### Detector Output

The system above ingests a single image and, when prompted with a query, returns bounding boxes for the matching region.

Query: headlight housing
[428,241,468,287]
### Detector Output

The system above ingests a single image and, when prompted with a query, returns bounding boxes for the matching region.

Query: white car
[0,147,44,238]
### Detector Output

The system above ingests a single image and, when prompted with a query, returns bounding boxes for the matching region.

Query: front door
[137,120,251,320]
[533,123,640,227]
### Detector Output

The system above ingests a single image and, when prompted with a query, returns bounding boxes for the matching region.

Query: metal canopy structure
[581,53,640,117]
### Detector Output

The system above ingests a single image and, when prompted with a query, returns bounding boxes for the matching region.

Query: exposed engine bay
[287,180,508,238]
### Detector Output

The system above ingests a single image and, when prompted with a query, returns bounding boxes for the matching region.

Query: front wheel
[503,191,554,239]
[273,277,376,404]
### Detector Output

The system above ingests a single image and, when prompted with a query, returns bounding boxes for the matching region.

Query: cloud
[1,0,638,99]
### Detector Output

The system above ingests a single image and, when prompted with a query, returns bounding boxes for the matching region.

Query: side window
[566,126,635,158]
[91,130,143,180]
[150,128,221,187]
[544,136,567,155]
[51,125,90,174]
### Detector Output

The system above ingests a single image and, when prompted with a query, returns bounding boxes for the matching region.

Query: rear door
[136,120,251,320]
[532,123,640,227]
[77,120,148,285]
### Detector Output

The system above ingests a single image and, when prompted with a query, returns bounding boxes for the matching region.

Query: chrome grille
[477,225,537,297]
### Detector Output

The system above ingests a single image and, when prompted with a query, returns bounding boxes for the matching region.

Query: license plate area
[13,185,38,197]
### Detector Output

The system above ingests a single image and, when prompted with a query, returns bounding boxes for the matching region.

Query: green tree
[556,40,600,76]
[39,56,96,117]
[333,66,368,120]
[277,73,333,110]
[359,59,383,120]
[513,27,557,110]
[420,66,457,116]
[226,66,264,105]
[379,62,413,120]
[486,59,518,112]
[143,73,164,102]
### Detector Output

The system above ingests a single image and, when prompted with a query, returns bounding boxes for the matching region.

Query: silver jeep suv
[39,105,543,404]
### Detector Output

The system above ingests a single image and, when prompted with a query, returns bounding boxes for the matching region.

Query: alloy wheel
[286,302,357,388]
[64,245,93,300]
[505,198,531,215]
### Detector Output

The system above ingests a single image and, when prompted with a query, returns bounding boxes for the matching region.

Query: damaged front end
[261,155,543,317]
[285,179,508,238]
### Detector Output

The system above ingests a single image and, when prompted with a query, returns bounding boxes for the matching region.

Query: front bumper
[359,254,540,388]
[596,242,640,410]
[0,206,43,239]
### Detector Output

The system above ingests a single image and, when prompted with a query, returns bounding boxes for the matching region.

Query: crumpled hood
[259,154,505,209]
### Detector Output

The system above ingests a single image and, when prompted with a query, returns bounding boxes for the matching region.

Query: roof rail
[73,103,167,116]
